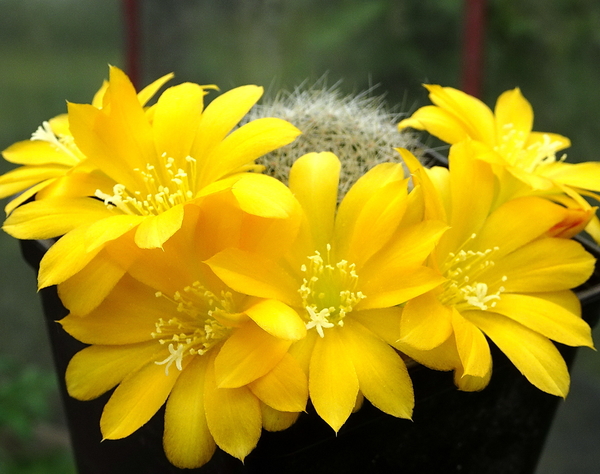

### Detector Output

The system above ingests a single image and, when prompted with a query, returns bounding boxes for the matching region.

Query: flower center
[151,281,236,375]
[520,133,565,172]
[95,154,197,215]
[439,234,507,311]
[299,244,366,337]
[495,124,564,171]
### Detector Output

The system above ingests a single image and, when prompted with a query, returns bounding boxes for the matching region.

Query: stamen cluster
[95,154,198,215]
[299,244,366,337]
[152,281,233,374]
[439,234,507,311]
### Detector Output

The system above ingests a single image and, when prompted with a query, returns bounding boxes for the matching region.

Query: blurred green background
[1,0,600,472]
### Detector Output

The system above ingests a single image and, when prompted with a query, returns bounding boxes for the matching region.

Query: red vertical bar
[461,0,486,98]
[123,0,141,88]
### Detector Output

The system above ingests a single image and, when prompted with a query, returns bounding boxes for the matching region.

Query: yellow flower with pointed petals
[206,152,447,432]
[0,72,173,214]
[3,66,301,289]
[391,145,595,397]
[398,85,600,241]
[59,194,307,469]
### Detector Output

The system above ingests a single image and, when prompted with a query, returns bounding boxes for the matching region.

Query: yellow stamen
[152,281,234,375]
[95,154,198,215]
[299,244,366,337]
[440,236,507,311]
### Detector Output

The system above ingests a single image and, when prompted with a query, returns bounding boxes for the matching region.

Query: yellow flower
[392,145,595,396]
[398,85,600,241]
[3,66,301,290]
[206,152,447,432]
[59,193,307,469]
[0,71,173,214]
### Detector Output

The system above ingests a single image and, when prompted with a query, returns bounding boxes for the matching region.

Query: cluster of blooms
[0,66,599,469]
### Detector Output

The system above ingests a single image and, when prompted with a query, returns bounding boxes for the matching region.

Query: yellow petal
[0,164,65,198]
[453,361,492,392]
[425,84,496,145]
[335,162,406,258]
[249,353,308,412]
[288,330,318,375]
[38,225,103,289]
[289,152,340,251]
[465,310,570,397]
[443,141,496,253]
[351,307,403,347]
[451,308,492,379]
[163,355,216,469]
[152,82,206,161]
[2,197,113,240]
[203,354,261,461]
[134,204,184,249]
[362,219,448,274]
[506,165,555,190]
[82,214,143,252]
[91,80,109,108]
[339,177,410,269]
[191,85,264,162]
[358,266,445,310]
[475,196,568,259]
[491,238,595,292]
[585,215,600,243]
[492,292,592,347]
[229,173,299,219]
[206,248,300,306]
[57,249,126,316]
[260,404,300,432]
[227,201,301,259]
[136,72,174,107]
[342,320,413,419]
[100,359,182,439]
[69,66,158,188]
[201,117,301,185]
[540,161,600,192]
[395,335,461,373]
[67,102,138,189]
[2,139,78,166]
[65,341,160,400]
[59,274,172,342]
[214,322,291,388]
[399,148,448,222]
[37,169,117,200]
[309,329,359,432]
[244,299,306,341]
[399,291,453,351]
[494,88,533,142]
[4,179,54,215]
[398,105,471,144]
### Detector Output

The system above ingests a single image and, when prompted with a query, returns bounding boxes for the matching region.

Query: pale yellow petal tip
[557,386,569,399]
[201,84,220,93]
[397,117,423,131]
[37,275,53,291]
[423,83,445,95]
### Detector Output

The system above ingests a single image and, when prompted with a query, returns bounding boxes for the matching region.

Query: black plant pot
[19,236,600,474]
